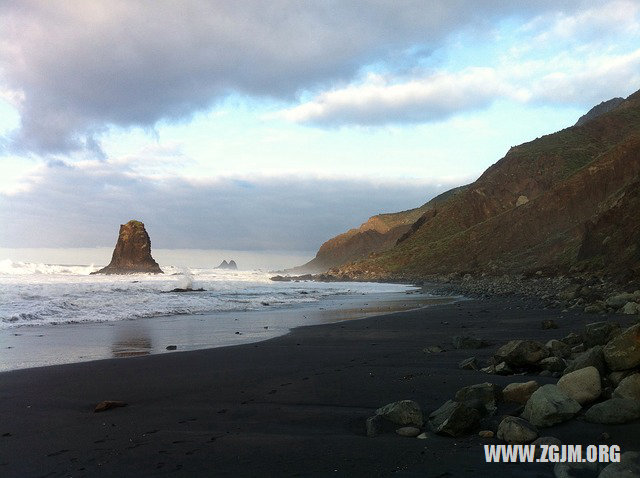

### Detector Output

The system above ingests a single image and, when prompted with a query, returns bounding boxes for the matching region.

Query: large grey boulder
[376,400,423,426]
[454,382,501,415]
[521,384,581,427]
[428,400,480,437]
[496,416,538,444]
[613,374,640,400]
[584,321,620,347]
[585,398,640,424]
[557,366,602,404]
[563,346,606,375]
[502,381,540,404]
[603,324,640,371]
[494,340,549,368]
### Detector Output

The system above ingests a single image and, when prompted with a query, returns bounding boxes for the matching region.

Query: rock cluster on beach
[369,319,640,477]
[92,220,163,274]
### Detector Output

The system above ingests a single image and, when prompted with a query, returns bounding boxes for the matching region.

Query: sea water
[0,259,431,371]
[0,259,414,329]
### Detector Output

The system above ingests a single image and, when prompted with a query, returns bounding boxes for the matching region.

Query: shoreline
[0,293,637,477]
[0,289,451,373]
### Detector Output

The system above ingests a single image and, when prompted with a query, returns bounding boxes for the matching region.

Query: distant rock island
[216,260,238,270]
[92,220,163,274]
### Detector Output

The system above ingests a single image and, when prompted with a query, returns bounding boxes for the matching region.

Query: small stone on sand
[94,401,127,413]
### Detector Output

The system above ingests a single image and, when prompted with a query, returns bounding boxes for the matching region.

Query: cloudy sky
[1,1,639,264]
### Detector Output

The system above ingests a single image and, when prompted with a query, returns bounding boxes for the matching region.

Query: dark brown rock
[94,400,127,413]
[92,220,162,274]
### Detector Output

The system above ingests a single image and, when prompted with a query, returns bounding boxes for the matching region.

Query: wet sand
[0,291,440,372]
[0,292,636,477]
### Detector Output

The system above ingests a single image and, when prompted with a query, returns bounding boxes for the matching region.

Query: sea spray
[176,269,195,290]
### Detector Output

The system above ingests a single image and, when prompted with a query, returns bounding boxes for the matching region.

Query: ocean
[0,259,432,371]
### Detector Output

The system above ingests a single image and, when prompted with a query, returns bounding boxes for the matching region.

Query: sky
[1,1,640,266]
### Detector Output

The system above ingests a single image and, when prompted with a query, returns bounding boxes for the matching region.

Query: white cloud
[0,1,589,155]
[528,0,640,44]
[277,68,523,125]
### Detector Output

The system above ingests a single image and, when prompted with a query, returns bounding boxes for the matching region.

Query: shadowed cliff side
[291,186,468,273]
[314,89,640,283]
[92,220,163,274]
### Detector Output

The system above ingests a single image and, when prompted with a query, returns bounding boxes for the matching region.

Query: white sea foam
[0,259,414,329]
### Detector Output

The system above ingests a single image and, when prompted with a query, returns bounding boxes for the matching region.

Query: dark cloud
[0,162,456,251]
[0,0,585,155]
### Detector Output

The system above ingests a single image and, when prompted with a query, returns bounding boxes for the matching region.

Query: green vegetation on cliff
[316,90,640,282]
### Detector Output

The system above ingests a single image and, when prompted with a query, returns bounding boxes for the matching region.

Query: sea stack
[92,220,163,274]
[216,260,238,270]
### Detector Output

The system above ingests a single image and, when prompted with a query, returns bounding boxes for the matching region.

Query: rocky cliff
[292,186,467,273]
[92,220,163,274]
[310,91,640,284]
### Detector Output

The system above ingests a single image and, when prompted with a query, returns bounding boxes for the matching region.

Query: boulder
[557,285,580,301]
[496,416,538,444]
[532,436,562,459]
[561,332,582,346]
[454,383,501,415]
[613,374,640,400]
[502,381,540,404]
[376,400,423,426]
[609,370,635,387]
[396,426,421,437]
[366,415,383,437]
[606,292,637,308]
[563,346,606,375]
[494,362,513,375]
[546,339,571,359]
[521,384,581,427]
[585,303,605,314]
[452,336,488,349]
[622,302,640,315]
[478,430,494,438]
[584,321,620,347]
[428,400,480,437]
[553,461,599,478]
[540,357,567,373]
[599,451,640,478]
[603,324,640,371]
[494,340,549,368]
[556,366,602,404]
[584,398,640,424]
[92,220,163,274]
[541,319,558,330]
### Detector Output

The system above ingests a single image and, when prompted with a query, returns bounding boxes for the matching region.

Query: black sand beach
[0,293,637,477]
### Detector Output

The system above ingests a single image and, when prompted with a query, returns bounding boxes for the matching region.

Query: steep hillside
[293,186,467,273]
[329,90,640,282]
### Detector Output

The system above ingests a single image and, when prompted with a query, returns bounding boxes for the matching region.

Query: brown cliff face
[323,90,640,282]
[292,186,467,273]
[92,220,163,274]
